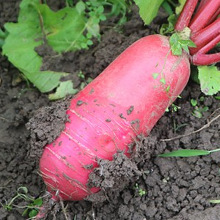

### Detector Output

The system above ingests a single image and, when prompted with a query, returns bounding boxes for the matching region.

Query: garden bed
[0,1,220,219]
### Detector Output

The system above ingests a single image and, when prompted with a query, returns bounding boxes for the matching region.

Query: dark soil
[0,1,220,220]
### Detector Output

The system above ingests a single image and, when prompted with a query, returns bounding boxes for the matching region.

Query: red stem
[196,34,220,54]
[197,0,209,13]
[194,0,209,17]
[207,7,220,25]
[189,0,220,33]
[192,34,220,65]
[190,17,220,54]
[192,53,220,65]
[175,0,199,31]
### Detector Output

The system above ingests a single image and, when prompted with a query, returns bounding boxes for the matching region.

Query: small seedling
[192,106,209,118]
[134,183,147,196]
[0,187,43,219]
[78,71,85,80]
[190,98,209,118]
[173,120,187,132]
[166,103,181,112]
[190,98,197,107]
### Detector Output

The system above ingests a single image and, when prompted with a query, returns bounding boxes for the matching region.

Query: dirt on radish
[0,1,220,220]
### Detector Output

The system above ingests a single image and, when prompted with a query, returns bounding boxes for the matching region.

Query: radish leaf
[2,21,67,93]
[198,66,220,95]
[2,0,131,98]
[175,0,187,15]
[160,14,176,35]
[170,32,196,56]
[2,0,91,96]
[134,0,164,25]
[49,81,78,100]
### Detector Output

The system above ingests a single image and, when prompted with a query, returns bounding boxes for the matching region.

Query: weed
[134,183,147,196]
[190,98,209,118]
[78,71,85,80]
[0,187,43,219]
[159,148,220,158]
[190,98,197,107]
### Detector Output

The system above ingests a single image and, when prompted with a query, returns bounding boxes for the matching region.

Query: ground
[0,1,220,220]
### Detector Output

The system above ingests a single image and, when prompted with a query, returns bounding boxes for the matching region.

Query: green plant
[134,183,147,196]
[165,96,181,113]
[173,120,187,132]
[190,97,209,118]
[0,187,43,219]
[190,98,197,107]
[1,0,131,100]
[166,103,181,112]
[78,71,85,80]
[210,199,220,204]
[159,148,220,157]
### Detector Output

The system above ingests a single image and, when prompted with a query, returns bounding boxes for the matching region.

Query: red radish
[38,0,220,212]
[40,34,190,201]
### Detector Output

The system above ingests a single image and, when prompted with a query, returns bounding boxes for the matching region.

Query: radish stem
[190,17,220,54]
[189,0,220,33]
[175,0,198,31]
[208,7,220,25]
[196,35,220,55]
[192,53,220,65]
[192,34,220,65]
[195,0,209,13]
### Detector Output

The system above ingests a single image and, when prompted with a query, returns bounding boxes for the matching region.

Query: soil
[0,1,220,220]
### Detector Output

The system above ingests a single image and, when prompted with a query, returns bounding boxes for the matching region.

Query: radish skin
[40,35,190,201]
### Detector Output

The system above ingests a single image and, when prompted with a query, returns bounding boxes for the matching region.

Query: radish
[38,0,220,214]
[40,34,190,201]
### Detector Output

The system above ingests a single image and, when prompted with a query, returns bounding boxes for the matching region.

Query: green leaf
[2,0,91,94]
[192,109,202,118]
[35,5,88,52]
[161,1,173,15]
[29,209,38,218]
[190,99,197,107]
[2,21,66,92]
[160,14,176,35]
[152,73,159,79]
[18,187,28,194]
[169,32,196,56]
[0,28,7,39]
[198,66,220,95]
[182,44,189,54]
[160,78,166,84]
[76,1,86,14]
[186,40,196,48]
[210,200,220,204]
[49,80,78,100]
[169,33,182,55]
[159,149,211,157]
[33,198,43,206]
[166,85,170,92]
[86,17,100,38]
[134,0,164,25]
[22,208,29,217]
[175,0,186,15]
